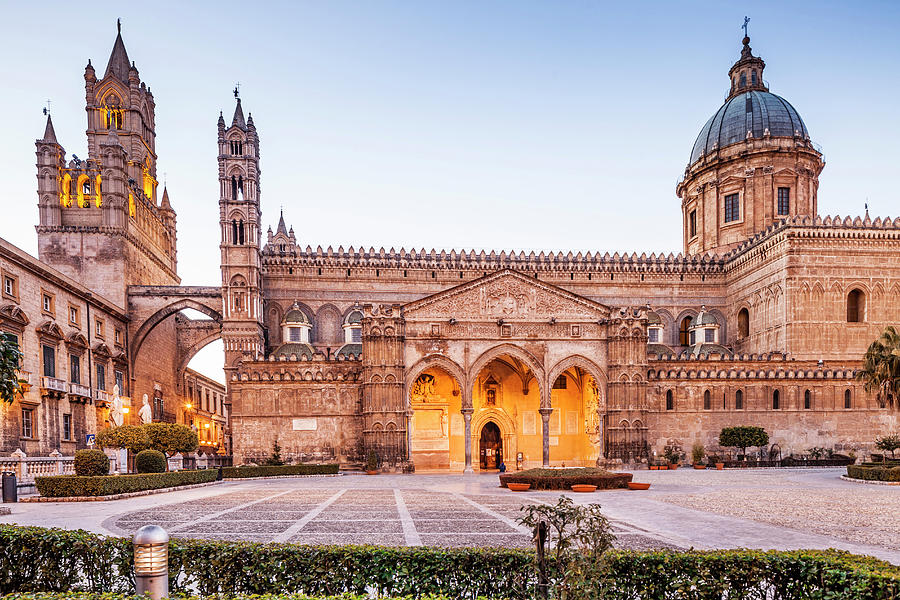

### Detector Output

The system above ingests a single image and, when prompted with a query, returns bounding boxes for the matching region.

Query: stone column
[462,408,474,473]
[539,408,552,467]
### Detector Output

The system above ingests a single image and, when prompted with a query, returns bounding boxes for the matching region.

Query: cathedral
[4,26,899,471]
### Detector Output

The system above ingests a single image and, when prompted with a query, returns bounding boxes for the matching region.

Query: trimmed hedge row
[0,595,422,600]
[499,467,632,490]
[222,464,339,478]
[35,469,218,497]
[1,525,899,598]
[847,464,900,482]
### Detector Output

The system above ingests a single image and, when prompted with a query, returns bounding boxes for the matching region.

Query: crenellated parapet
[233,354,362,383]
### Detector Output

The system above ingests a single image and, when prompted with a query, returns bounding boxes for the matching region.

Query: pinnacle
[41,114,58,143]
[232,98,247,130]
[104,22,131,83]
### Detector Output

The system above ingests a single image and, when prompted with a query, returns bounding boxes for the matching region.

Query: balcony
[40,377,68,394]
[16,369,32,385]
[69,383,91,398]
[94,389,109,403]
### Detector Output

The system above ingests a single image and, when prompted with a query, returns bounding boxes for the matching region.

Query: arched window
[238,220,245,245]
[665,390,673,411]
[343,310,363,344]
[751,70,758,85]
[738,308,749,339]
[847,289,865,322]
[679,317,693,346]
[804,389,811,410]
[844,389,852,409]
[772,389,780,410]
[739,72,746,87]
[231,220,238,245]
[703,390,711,410]
[231,175,238,200]
[735,389,743,410]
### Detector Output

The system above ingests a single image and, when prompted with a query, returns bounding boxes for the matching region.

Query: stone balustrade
[0,450,75,484]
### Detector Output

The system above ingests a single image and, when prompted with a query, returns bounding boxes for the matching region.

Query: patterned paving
[109,485,680,550]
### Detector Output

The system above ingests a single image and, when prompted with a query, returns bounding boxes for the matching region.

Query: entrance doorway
[479,421,502,470]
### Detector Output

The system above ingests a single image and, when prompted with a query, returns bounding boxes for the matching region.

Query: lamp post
[133,524,169,599]
[183,402,193,427]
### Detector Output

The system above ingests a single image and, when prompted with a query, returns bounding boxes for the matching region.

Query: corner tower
[676,34,825,255]
[36,22,178,307]
[218,94,265,375]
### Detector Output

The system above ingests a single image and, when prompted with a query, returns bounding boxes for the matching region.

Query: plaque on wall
[292,417,317,431]
[550,411,561,436]
[450,413,464,436]
[522,411,536,435]
[549,436,559,446]
[566,411,578,435]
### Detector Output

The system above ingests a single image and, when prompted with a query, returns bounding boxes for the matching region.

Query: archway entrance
[479,421,502,470]
[408,365,463,470]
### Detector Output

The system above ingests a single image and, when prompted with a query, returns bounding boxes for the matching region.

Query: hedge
[0,595,432,600]
[1,525,899,599]
[847,464,900,482]
[499,467,632,490]
[222,464,339,478]
[73,449,110,476]
[35,469,218,498]
[134,449,167,474]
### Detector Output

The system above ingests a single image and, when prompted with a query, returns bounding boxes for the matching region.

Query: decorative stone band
[233,359,362,383]
[649,362,856,381]
[260,214,900,274]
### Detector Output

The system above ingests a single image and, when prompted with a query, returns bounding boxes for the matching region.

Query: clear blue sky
[2,1,898,382]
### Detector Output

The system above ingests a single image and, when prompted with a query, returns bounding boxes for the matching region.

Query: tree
[0,332,24,404]
[144,422,199,459]
[719,426,769,458]
[875,435,900,461]
[857,326,900,407]
[96,425,150,453]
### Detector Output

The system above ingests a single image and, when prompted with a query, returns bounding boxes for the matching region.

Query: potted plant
[663,446,681,469]
[366,450,378,475]
[708,454,724,470]
[691,443,706,469]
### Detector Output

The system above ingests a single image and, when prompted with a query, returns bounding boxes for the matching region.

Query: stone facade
[227,35,899,469]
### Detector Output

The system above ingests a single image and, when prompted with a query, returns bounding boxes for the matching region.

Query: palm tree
[856,326,900,409]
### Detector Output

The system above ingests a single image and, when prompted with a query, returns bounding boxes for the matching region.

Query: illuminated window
[61,173,72,207]
[128,193,136,218]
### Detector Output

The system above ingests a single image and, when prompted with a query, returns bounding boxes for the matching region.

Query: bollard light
[133,524,169,600]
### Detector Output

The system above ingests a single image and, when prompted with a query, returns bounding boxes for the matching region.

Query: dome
[273,342,314,359]
[283,307,311,325]
[689,90,809,166]
[646,310,662,325]
[693,309,719,327]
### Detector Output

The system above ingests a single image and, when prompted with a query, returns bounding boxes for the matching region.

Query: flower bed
[34,469,218,498]
[221,464,339,478]
[499,467,632,490]
[1,526,899,598]
[846,464,900,482]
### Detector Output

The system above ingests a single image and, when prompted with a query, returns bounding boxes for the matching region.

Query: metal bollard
[133,525,169,599]
[1,472,16,503]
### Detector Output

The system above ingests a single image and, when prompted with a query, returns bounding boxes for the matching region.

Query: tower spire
[41,109,58,143]
[232,97,247,130]
[105,19,131,82]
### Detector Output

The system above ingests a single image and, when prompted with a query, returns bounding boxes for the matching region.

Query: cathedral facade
[225,35,900,470]
[5,28,899,469]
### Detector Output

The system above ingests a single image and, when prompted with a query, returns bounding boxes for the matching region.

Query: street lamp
[183,402,193,427]
[133,524,169,599]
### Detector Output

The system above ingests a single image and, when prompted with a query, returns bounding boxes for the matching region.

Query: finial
[233,82,241,99]
[43,99,51,116]
[742,16,750,39]
[117,18,121,34]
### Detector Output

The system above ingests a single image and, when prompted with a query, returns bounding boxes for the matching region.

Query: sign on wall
[292,417,317,431]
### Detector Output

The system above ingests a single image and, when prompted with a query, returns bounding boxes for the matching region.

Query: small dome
[273,342,314,359]
[336,343,362,358]
[690,90,809,166]
[345,310,363,325]
[646,310,662,325]
[693,309,719,327]
[283,306,311,325]
[647,343,674,357]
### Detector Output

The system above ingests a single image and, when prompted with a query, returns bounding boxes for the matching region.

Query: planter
[507,483,531,492]
[366,470,378,475]
[715,463,724,470]
[649,466,659,470]
[669,463,680,470]
[659,465,668,470]
[693,464,707,470]
[627,482,651,490]
[570,484,598,493]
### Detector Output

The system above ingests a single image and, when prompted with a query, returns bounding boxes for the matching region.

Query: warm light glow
[133,543,168,576]
[122,407,130,414]
[61,173,72,207]
[76,174,90,207]
[184,403,192,409]
[204,423,210,429]
[128,193,136,218]
[94,174,102,207]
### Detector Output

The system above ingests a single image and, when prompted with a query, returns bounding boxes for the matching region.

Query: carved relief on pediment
[405,271,608,323]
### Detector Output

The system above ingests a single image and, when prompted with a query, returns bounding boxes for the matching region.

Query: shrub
[35,469,217,497]
[222,464,339,478]
[143,422,198,457]
[875,434,900,460]
[367,450,378,471]
[73,449,109,476]
[499,467,632,490]
[847,464,900,482]
[95,425,150,453]
[719,425,769,457]
[134,449,167,473]
[263,439,285,466]
[1,525,899,598]
[691,443,705,464]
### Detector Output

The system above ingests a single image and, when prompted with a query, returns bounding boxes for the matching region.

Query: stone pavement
[1,468,897,563]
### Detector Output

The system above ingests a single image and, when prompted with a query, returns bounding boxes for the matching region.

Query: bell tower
[218,92,265,376]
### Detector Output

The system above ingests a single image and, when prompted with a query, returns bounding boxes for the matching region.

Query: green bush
[847,464,900,482]
[134,449,167,474]
[222,464,339,478]
[73,449,109,476]
[0,525,899,598]
[0,595,424,600]
[35,469,217,498]
[719,425,769,457]
[499,467,632,490]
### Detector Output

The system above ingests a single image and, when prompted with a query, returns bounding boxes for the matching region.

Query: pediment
[403,269,610,322]
[0,304,29,327]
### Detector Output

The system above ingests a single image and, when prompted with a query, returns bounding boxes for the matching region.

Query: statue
[138,393,152,425]
[109,384,124,427]
[440,410,447,437]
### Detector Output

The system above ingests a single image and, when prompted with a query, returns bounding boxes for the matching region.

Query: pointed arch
[468,343,545,407]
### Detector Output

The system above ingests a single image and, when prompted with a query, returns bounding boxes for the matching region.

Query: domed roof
[690,90,809,165]
[693,309,719,327]
[283,304,311,325]
[273,342,314,359]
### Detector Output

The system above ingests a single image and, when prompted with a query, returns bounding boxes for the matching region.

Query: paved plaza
[2,468,898,564]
